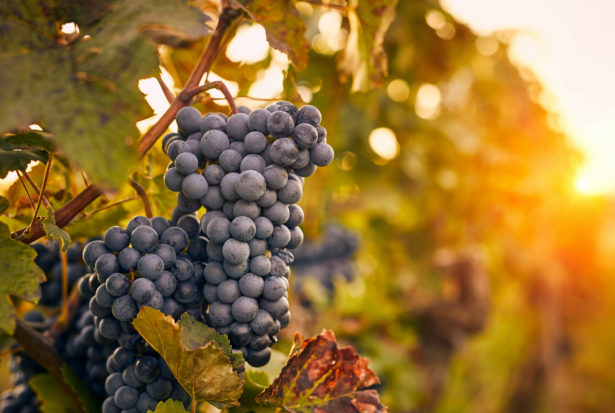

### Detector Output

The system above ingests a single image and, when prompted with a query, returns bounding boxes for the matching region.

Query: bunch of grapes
[162,101,334,366]
[1,243,108,413]
[80,215,200,413]
[292,225,359,294]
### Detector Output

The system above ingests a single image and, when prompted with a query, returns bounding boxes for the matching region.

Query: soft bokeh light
[226,23,269,64]
[387,79,410,102]
[60,22,78,35]
[415,83,441,119]
[369,127,400,161]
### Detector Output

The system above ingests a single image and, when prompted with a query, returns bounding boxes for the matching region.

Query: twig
[13,319,85,412]
[20,155,53,238]
[16,171,36,212]
[83,196,139,219]
[60,251,69,321]
[129,178,153,218]
[301,0,349,11]
[0,345,24,359]
[182,81,238,114]
[80,171,88,187]
[22,170,51,208]
[191,400,196,413]
[157,76,175,104]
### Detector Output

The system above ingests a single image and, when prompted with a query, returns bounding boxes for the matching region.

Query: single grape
[173,257,194,281]
[126,216,152,234]
[256,189,277,208]
[176,106,202,135]
[104,226,130,252]
[244,131,267,154]
[105,372,124,395]
[207,217,231,244]
[99,317,121,339]
[230,216,256,242]
[118,247,141,272]
[310,143,334,166]
[181,173,209,200]
[220,172,240,201]
[263,276,287,301]
[295,105,322,126]
[223,260,249,279]
[204,164,225,185]
[203,284,218,303]
[247,109,270,134]
[239,273,264,297]
[277,179,303,204]
[154,244,176,270]
[177,192,201,212]
[208,301,233,327]
[136,392,157,413]
[262,165,288,190]
[222,239,250,264]
[292,123,318,149]
[187,236,208,261]
[166,140,187,161]
[247,347,271,367]
[235,170,266,201]
[248,238,267,257]
[263,202,290,225]
[203,261,227,285]
[146,377,173,401]
[131,278,156,303]
[229,322,252,347]
[216,279,241,304]
[254,216,274,239]
[260,296,289,319]
[200,113,226,133]
[240,154,266,173]
[231,296,259,323]
[130,226,159,253]
[219,149,242,172]
[95,253,120,281]
[294,162,317,177]
[229,140,248,157]
[164,168,183,192]
[174,280,198,304]
[137,254,164,280]
[249,255,271,276]
[270,138,299,166]
[95,284,114,307]
[160,226,189,253]
[200,130,229,160]
[233,200,261,220]
[226,113,250,140]
[249,334,271,351]
[201,185,225,210]
[266,111,294,138]
[177,215,200,239]
[174,152,199,175]
[151,217,171,236]
[286,204,304,228]
[122,363,144,388]
[279,311,291,328]
[206,241,224,262]
[223,201,236,219]
[102,396,120,413]
[287,226,304,249]
[291,148,311,169]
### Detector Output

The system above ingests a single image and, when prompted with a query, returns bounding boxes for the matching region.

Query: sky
[442,0,615,194]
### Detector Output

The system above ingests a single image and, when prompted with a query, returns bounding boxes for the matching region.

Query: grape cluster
[292,225,359,294]
[80,215,200,413]
[1,243,108,413]
[162,102,334,367]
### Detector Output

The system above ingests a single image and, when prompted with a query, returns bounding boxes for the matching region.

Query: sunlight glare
[369,127,400,161]
[226,24,269,64]
[415,83,442,119]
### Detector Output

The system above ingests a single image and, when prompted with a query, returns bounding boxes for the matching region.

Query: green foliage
[132,307,244,408]
[29,374,79,413]
[0,132,52,179]
[42,206,72,252]
[0,222,45,333]
[149,399,188,413]
[0,0,209,188]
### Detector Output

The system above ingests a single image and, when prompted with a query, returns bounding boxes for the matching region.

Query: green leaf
[0,140,48,179]
[0,0,210,188]
[29,373,79,413]
[4,131,56,152]
[0,196,8,214]
[230,370,276,413]
[339,0,398,92]
[236,0,309,71]
[0,222,45,334]
[149,399,188,413]
[60,365,101,413]
[132,307,244,407]
[42,206,72,252]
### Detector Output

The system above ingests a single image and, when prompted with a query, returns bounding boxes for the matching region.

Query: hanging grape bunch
[163,101,334,367]
[81,215,204,413]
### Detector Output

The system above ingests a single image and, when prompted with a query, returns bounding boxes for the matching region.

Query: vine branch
[157,75,175,104]
[181,81,238,114]
[129,178,153,218]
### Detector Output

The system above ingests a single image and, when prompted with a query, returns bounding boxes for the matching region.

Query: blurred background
[3,0,615,412]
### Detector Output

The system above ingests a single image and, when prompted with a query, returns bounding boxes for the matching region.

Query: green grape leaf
[4,131,56,152]
[29,373,80,413]
[0,140,48,179]
[60,365,101,413]
[0,0,209,188]
[339,0,398,92]
[255,330,386,413]
[235,0,309,71]
[230,370,276,413]
[132,307,244,407]
[149,399,189,413]
[42,206,72,252]
[0,222,45,334]
[0,196,8,214]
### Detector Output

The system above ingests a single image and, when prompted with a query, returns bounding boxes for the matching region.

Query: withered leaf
[256,329,387,413]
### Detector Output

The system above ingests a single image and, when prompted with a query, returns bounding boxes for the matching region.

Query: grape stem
[181,80,238,114]
[16,170,36,212]
[11,6,240,244]
[21,170,52,208]
[128,177,153,218]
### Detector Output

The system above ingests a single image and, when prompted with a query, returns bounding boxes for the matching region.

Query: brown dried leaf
[256,329,386,413]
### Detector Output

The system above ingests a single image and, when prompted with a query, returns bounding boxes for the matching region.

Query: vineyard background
[2,0,615,412]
